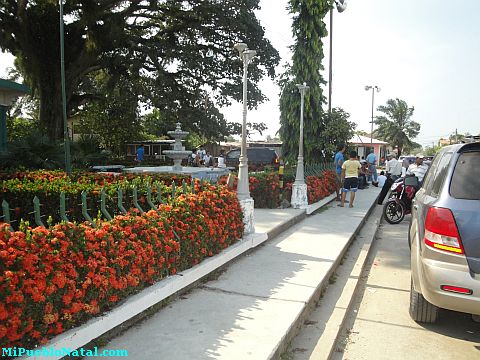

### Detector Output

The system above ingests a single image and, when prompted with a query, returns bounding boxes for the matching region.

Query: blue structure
[0,79,30,152]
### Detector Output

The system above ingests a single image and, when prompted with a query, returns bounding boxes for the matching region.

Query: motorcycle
[382,175,419,224]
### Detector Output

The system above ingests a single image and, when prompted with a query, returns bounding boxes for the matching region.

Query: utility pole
[455,128,458,144]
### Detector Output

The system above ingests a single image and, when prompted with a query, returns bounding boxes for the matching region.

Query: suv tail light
[423,207,464,255]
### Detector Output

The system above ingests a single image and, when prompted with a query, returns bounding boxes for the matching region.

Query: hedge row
[0,183,243,349]
[0,170,191,228]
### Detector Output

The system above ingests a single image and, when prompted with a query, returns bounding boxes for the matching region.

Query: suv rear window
[250,149,275,161]
[450,151,480,200]
[227,150,240,159]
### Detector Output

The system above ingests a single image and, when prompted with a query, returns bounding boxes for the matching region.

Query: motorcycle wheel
[383,200,405,224]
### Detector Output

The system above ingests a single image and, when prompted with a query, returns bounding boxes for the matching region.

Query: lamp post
[59,0,72,174]
[327,0,347,118]
[234,42,256,233]
[291,82,309,209]
[364,85,380,145]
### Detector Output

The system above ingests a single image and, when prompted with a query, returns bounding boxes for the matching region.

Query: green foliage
[278,0,330,163]
[0,131,111,170]
[0,134,64,170]
[374,98,421,157]
[0,170,191,227]
[74,72,142,155]
[6,117,38,140]
[403,141,423,155]
[356,130,369,137]
[70,135,111,169]
[424,144,442,156]
[6,93,39,141]
[142,109,176,140]
[0,0,279,143]
[321,108,356,159]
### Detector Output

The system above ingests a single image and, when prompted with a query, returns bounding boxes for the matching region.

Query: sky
[1,0,479,148]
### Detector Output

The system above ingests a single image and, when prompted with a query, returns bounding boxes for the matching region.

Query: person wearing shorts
[334,144,346,201]
[339,150,361,208]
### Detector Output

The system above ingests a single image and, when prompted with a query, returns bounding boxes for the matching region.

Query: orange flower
[52,272,67,289]
[0,304,8,320]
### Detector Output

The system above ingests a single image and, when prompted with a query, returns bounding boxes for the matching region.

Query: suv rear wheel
[409,279,438,323]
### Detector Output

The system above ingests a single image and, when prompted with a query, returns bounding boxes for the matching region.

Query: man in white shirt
[386,153,402,180]
[217,150,226,168]
[406,154,429,183]
[203,151,212,167]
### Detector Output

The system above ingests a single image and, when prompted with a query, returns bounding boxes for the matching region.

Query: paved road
[334,215,480,360]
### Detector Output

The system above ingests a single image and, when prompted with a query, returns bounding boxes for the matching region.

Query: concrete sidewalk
[96,187,381,360]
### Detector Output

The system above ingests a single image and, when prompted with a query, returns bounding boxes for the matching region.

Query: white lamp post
[365,85,380,145]
[234,42,256,234]
[291,82,309,209]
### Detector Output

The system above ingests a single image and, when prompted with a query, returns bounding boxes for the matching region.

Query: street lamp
[327,0,347,118]
[291,82,309,209]
[365,85,380,144]
[59,0,72,174]
[234,42,256,233]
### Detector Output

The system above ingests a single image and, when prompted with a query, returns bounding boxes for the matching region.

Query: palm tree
[374,98,420,157]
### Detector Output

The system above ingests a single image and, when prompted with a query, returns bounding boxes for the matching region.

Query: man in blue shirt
[334,144,346,201]
[366,150,378,186]
[136,144,145,164]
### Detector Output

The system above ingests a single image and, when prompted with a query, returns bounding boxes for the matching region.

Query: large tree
[374,98,421,157]
[278,0,329,162]
[321,107,356,159]
[0,0,279,141]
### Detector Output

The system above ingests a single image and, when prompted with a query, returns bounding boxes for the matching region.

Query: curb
[26,196,331,360]
[265,211,307,242]
[271,192,381,360]
[26,231,265,360]
[324,206,383,359]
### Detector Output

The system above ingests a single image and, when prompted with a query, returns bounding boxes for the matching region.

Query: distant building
[438,138,451,146]
[348,134,389,163]
[125,140,176,160]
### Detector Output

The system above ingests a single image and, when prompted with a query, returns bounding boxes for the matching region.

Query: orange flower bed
[220,170,336,207]
[0,183,243,349]
[306,170,337,204]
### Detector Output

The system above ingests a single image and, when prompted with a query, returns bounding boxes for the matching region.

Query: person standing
[135,144,145,164]
[334,144,346,201]
[366,150,378,186]
[385,153,402,180]
[339,150,361,208]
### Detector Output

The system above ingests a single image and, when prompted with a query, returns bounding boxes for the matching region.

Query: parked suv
[409,142,480,323]
[225,147,279,170]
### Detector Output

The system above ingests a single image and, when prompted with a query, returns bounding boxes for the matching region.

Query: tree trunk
[38,79,64,141]
[397,147,402,157]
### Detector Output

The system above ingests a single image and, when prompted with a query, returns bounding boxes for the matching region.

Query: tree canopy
[278,0,330,163]
[374,98,421,157]
[0,0,280,142]
[321,107,356,159]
